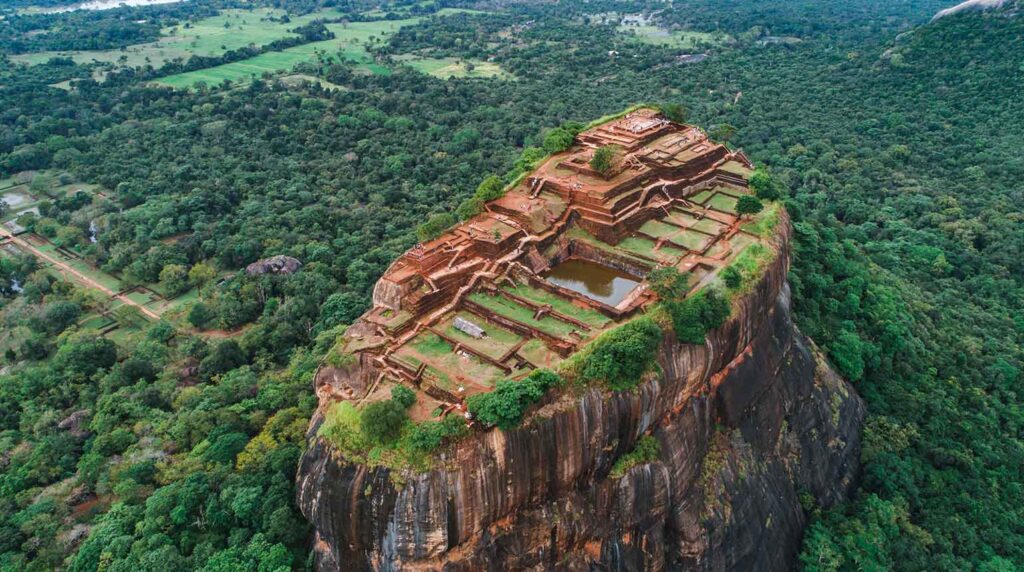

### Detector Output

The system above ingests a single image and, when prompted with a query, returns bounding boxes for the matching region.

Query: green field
[690,190,714,204]
[395,55,509,79]
[619,25,729,48]
[467,292,578,338]
[618,236,685,263]
[440,311,522,360]
[638,219,680,239]
[11,6,500,88]
[668,229,712,251]
[691,217,726,234]
[707,193,739,214]
[155,18,422,88]
[10,8,348,69]
[397,331,505,390]
[503,283,611,328]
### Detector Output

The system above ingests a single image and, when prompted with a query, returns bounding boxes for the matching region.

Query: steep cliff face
[296,223,865,571]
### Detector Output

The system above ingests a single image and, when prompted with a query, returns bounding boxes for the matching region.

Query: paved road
[0,228,160,320]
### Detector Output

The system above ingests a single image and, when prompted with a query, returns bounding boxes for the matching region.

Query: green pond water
[542,258,640,307]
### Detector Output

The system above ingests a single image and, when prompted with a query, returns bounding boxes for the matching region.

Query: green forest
[0,0,1021,570]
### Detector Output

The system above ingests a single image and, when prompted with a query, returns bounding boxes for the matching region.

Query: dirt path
[1,228,160,320]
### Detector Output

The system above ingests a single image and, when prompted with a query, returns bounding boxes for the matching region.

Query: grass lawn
[617,236,685,264]
[440,311,522,360]
[394,55,509,79]
[155,18,422,88]
[10,8,348,69]
[690,190,714,204]
[719,160,753,178]
[517,338,562,369]
[638,219,681,239]
[691,217,726,235]
[503,283,610,328]
[742,202,782,237]
[397,331,505,390]
[564,226,652,267]
[619,25,729,48]
[728,232,757,254]
[668,229,712,251]
[102,324,144,346]
[278,74,348,90]
[467,292,578,338]
[707,193,738,214]
[77,313,116,332]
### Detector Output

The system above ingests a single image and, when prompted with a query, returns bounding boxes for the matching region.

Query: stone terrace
[333,108,761,419]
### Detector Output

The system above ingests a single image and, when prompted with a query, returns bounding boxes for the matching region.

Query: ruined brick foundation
[296,222,866,571]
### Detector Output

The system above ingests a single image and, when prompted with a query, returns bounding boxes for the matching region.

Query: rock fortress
[297,107,865,571]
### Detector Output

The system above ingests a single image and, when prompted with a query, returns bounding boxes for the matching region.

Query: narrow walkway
[0,228,160,320]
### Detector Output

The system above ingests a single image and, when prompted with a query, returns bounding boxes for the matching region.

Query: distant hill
[932,0,1020,20]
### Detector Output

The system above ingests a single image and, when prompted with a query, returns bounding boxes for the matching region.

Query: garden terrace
[329,108,766,422]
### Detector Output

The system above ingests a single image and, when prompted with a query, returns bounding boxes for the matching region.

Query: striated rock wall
[296,220,866,571]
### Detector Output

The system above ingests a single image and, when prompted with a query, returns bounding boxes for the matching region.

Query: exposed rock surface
[245,255,302,276]
[932,0,1017,20]
[296,222,865,571]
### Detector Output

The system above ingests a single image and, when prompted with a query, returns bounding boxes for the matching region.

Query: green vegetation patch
[743,202,782,237]
[707,193,739,214]
[668,228,712,251]
[503,283,610,328]
[467,292,578,338]
[467,369,560,429]
[156,18,423,88]
[719,160,753,178]
[721,243,771,294]
[11,8,349,70]
[638,219,681,239]
[617,236,685,263]
[396,56,509,79]
[562,316,663,391]
[609,435,661,478]
[396,331,506,390]
[691,217,726,235]
[517,338,562,369]
[690,190,714,204]
[619,25,730,48]
[440,311,522,359]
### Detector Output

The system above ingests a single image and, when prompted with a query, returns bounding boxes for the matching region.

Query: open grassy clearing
[517,338,562,369]
[10,8,347,69]
[719,160,753,177]
[278,73,348,91]
[638,219,680,239]
[618,25,729,48]
[668,229,712,251]
[467,292,578,338]
[743,202,782,237]
[154,17,422,88]
[503,283,611,328]
[618,236,684,263]
[439,311,522,360]
[691,216,726,234]
[397,331,505,390]
[394,55,509,79]
[707,193,738,214]
[690,190,714,204]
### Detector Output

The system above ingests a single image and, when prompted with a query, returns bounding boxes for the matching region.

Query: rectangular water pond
[542,258,641,307]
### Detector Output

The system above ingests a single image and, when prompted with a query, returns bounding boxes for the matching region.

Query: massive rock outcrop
[296,220,866,571]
